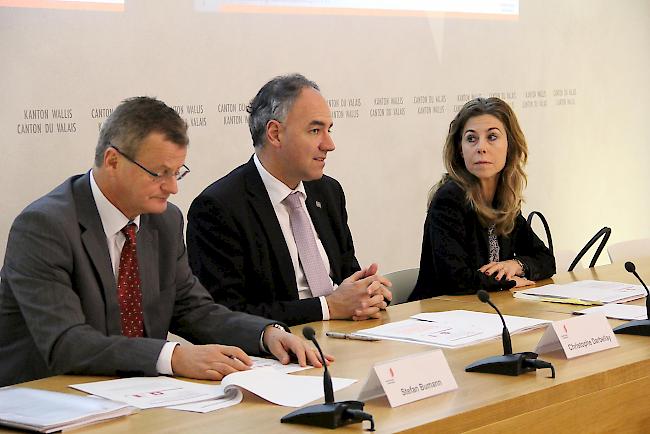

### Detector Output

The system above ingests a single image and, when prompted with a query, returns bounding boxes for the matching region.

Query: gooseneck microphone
[466,290,555,378]
[625,261,650,313]
[477,290,512,355]
[613,261,650,336]
[303,326,334,403]
[281,327,375,430]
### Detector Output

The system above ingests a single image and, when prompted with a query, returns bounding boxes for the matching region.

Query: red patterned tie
[117,223,144,337]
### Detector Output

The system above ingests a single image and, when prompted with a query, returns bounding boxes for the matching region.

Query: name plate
[534,313,618,358]
[357,350,457,407]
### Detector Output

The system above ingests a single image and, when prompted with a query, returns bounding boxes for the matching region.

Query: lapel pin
[315,201,322,208]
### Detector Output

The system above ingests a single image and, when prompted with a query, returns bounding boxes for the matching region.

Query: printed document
[354,310,549,348]
[71,368,356,410]
[249,356,311,374]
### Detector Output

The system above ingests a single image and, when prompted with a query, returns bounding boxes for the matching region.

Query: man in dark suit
[187,74,391,326]
[0,96,327,387]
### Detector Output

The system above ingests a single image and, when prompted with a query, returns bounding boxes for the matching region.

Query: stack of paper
[0,387,134,433]
[515,280,646,304]
[353,310,550,348]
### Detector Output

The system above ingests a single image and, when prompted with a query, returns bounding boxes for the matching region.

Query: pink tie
[283,192,333,297]
[117,223,144,337]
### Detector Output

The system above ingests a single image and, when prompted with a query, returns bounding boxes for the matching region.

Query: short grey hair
[247,74,320,148]
[95,96,188,166]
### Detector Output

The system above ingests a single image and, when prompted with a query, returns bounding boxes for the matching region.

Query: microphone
[613,261,650,336]
[281,327,375,430]
[466,290,555,378]
[477,290,512,355]
[625,261,650,313]
[303,326,334,403]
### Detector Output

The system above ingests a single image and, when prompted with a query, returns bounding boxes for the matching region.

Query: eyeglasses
[110,145,190,181]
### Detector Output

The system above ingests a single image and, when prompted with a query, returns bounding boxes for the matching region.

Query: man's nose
[161,176,179,194]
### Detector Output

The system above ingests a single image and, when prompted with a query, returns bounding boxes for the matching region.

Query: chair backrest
[384,268,419,305]
[608,238,650,263]
[527,211,554,254]
[554,249,580,272]
[568,227,611,271]
[527,211,611,272]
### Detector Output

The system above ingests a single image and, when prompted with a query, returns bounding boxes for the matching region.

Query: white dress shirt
[89,171,177,375]
[253,154,335,320]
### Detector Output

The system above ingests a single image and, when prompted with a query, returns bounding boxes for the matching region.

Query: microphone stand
[465,290,555,378]
[281,327,375,431]
[613,261,650,336]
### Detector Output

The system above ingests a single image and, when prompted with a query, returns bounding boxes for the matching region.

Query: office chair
[608,238,650,263]
[383,268,419,305]
[527,211,611,272]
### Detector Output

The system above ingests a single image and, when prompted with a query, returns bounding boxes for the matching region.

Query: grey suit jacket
[0,172,274,386]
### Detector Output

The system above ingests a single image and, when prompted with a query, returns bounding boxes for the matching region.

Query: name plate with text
[535,313,618,358]
[357,350,457,408]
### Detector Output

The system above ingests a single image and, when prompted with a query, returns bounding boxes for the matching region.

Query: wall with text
[1,0,649,272]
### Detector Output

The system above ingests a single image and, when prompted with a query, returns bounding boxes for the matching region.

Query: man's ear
[103,146,119,171]
[266,119,282,149]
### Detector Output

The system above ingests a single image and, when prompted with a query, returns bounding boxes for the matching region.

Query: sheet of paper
[221,367,357,408]
[353,318,482,347]
[249,356,311,374]
[70,377,226,409]
[72,368,356,410]
[519,280,646,303]
[166,389,242,413]
[355,310,549,348]
[574,304,648,320]
[156,359,311,412]
[412,310,550,347]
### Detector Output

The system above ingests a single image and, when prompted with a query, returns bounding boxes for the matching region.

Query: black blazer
[186,157,360,326]
[409,180,555,300]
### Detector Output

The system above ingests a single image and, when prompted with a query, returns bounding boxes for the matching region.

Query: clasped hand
[479,260,535,288]
[326,263,393,320]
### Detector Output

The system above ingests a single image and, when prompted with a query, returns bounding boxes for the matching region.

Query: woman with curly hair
[409,97,555,300]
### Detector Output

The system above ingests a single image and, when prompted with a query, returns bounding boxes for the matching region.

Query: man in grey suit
[0,96,328,387]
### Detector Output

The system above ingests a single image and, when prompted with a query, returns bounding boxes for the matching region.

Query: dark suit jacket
[409,180,555,300]
[0,172,274,386]
[186,157,360,326]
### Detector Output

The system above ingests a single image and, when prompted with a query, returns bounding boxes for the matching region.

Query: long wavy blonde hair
[431,97,528,236]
